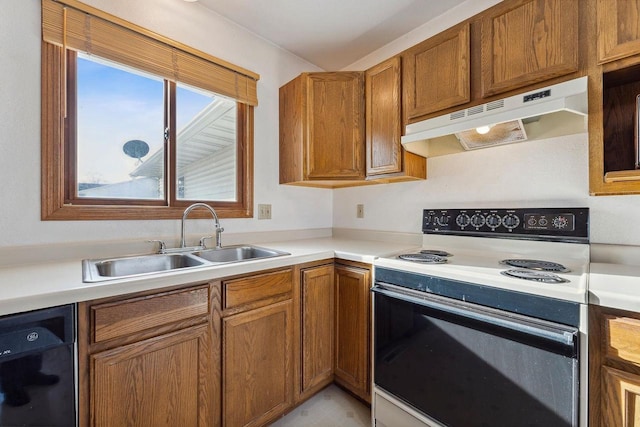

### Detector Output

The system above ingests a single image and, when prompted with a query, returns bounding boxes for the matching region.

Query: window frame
[41,0,255,220]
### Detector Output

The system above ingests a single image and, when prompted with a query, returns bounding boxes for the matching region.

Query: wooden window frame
[41,0,255,220]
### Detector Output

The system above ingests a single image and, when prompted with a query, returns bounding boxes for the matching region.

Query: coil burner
[500,259,570,273]
[420,249,452,257]
[398,253,448,264]
[500,269,569,283]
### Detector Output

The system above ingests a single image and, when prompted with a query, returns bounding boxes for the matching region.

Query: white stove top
[374,234,590,303]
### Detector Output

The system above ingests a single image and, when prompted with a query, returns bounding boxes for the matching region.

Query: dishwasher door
[0,304,75,427]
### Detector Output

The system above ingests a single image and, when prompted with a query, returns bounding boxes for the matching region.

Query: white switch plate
[357,204,364,218]
[258,204,272,220]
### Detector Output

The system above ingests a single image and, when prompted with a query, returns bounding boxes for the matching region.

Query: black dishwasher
[0,304,75,427]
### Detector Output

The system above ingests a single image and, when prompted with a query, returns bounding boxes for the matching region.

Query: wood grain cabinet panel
[598,0,640,64]
[90,325,213,427]
[480,0,579,97]
[365,57,426,181]
[334,263,371,403]
[300,264,335,397]
[403,23,470,119]
[223,300,293,427]
[223,268,293,312]
[602,366,640,426]
[279,72,365,186]
[605,315,640,366]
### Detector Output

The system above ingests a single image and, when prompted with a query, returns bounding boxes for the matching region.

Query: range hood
[401,76,588,157]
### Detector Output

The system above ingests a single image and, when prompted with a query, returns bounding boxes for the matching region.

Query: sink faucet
[181,203,224,249]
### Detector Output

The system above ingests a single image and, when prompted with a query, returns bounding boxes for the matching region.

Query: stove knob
[435,214,450,227]
[486,214,502,229]
[502,214,520,230]
[456,214,471,228]
[470,214,485,228]
[552,216,569,229]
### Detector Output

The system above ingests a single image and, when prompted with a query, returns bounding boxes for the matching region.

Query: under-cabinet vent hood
[401,76,588,157]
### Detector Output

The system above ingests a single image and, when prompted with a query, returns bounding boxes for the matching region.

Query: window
[41,0,258,220]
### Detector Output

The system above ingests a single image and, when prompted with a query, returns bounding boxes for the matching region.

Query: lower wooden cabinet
[91,325,213,427]
[223,300,294,427]
[78,283,220,427]
[590,305,640,427]
[334,262,371,403]
[298,262,335,400]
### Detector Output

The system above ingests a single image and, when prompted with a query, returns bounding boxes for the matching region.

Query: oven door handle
[372,284,578,353]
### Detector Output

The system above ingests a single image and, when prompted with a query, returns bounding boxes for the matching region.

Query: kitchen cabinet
[366,57,426,181]
[222,268,294,427]
[480,0,579,98]
[279,72,365,187]
[297,262,335,401]
[402,23,470,120]
[597,0,640,64]
[589,305,640,426]
[77,283,220,427]
[334,261,371,403]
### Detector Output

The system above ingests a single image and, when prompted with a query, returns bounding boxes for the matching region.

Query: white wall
[0,0,330,248]
[334,0,640,246]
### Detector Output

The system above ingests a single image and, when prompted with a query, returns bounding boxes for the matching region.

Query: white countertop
[0,237,414,316]
[589,262,640,312]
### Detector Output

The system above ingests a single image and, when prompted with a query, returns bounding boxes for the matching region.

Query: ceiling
[197,0,467,70]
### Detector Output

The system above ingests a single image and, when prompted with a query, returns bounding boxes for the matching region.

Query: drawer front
[604,315,640,366]
[92,286,210,343]
[223,269,292,310]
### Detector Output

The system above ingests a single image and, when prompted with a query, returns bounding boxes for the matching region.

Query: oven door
[372,284,579,427]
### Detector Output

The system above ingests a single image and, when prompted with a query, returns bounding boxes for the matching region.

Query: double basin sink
[82,245,290,282]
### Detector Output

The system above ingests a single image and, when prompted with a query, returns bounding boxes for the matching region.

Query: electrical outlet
[258,204,272,220]
[356,204,364,218]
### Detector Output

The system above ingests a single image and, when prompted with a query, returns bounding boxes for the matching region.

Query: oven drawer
[375,390,438,427]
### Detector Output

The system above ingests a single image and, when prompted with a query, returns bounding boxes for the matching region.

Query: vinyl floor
[270,384,371,427]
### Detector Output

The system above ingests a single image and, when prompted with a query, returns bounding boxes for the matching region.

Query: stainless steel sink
[82,245,290,282]
[191,245,290,263]
[82,253,206,282]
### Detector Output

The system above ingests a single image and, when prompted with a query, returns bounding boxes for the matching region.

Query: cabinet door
[366,57,402,176]
[300,264,335,396]
[223,300,293,427]
[480,0,578,97]
[306,72,365,180]
[403,23,470,120]
[90,325,214,427]
[602,366,640,426]
[334,264,371,402]
[598,0,640,64]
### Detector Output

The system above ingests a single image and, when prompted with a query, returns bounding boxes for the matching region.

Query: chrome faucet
[181,203,224,249]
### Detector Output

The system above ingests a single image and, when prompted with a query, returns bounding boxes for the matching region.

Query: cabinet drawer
[223,269,292,310]
[604,315,640,366]
[92,286,210,343]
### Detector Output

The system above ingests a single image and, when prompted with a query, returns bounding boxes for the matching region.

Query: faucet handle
[199,236,213,249]
[147,239,166,254]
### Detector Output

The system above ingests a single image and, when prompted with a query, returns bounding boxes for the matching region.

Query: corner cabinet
[589,305,640,426]
[296,262,335,402]
[279,72,365,187]
[480,0,579,98]
[334,262,372,403]
[402,22,470,120]
[77,284,220,427]
[366,57,426,181]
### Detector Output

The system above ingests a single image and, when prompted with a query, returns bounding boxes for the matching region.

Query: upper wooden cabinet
[403,23,470,120]
[597,0,640,64]
[279,72,365,186]
[480,0,579,98]
[366,57,426,180]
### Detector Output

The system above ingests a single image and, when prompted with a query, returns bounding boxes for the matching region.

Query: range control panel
[422,208,589,242]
